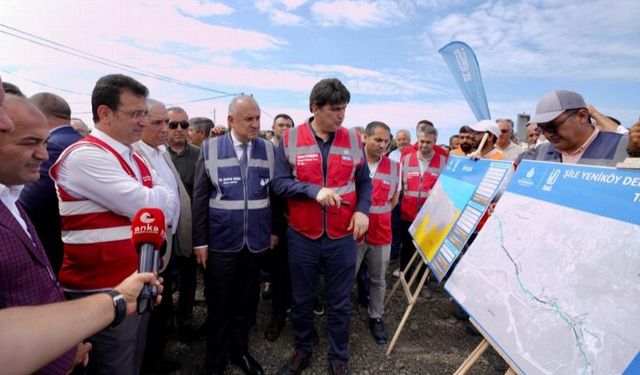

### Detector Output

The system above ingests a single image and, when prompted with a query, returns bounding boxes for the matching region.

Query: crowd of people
[0,72,638,375]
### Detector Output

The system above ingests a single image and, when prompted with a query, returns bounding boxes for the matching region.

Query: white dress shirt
[136,141,181,232]
[230,130,252,161]
[0,183,31,240]
[388,149,401,162]
[54,128,177,223]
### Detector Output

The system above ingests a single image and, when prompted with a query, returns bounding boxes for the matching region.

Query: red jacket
[283,123,363,239]
[50,136,153,291]
[400,151,447,222]
[366,156,399,245]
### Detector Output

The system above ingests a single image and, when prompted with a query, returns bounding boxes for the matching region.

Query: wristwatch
[107,290,127,326]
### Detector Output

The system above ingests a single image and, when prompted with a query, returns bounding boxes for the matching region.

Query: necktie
[239,143,248,178]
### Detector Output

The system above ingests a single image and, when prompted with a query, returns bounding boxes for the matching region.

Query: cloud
[292,64,383,78]
[269,10,304,25]
[426,0,640,80]
[255,0,304,25]
[310,0,413,28]
[280,0,309,10]
[0,1,285,54]
[176,0,234,17]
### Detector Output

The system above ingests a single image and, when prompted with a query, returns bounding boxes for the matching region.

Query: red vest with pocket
[400,152,446,222]
[284,123,363,239]
[366,156,399,245]
[50,136,153,291]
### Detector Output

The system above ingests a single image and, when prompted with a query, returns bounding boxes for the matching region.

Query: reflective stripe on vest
[50,136,153,291]
[366,156,399,245]
[203,134,274,252]
[205,137,272,211]
[400,152,446,221]
[284,123,362,239]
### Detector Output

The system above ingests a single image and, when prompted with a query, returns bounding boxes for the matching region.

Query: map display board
[445,160,640,375]
[409,156,513,281]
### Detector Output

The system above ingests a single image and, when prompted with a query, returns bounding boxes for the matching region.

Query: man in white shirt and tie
[132,98,192,373]
[192,95,277,375]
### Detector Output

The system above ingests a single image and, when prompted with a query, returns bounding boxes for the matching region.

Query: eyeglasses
[117,109,149,121]
[536,109,579,135]
[168,121,189,130]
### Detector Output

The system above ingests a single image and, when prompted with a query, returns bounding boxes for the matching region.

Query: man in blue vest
[273,78,372,375]
[192,95,276,375]
[522,90,628,165]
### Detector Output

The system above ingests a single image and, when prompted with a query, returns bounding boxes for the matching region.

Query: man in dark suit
[19,92,83,274]
[193,95,277,375]
[0,91,89,373]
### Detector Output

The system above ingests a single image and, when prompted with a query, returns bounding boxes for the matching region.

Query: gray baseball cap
[531,90,586,124]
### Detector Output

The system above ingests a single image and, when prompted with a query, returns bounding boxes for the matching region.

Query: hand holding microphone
[130,208,166,314]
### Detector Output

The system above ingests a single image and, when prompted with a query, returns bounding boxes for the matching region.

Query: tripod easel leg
[384,250,419,306]
[453,339,489,375]
[385,262,429,357]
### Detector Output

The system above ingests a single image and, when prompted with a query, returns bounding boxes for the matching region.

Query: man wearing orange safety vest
[465,119,509,233]
[399,126,447,280]
[357,121,400,346]
[273,78,372,375]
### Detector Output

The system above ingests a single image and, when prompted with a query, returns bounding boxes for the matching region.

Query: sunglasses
[168,121,189,130]
[536,109,580,135]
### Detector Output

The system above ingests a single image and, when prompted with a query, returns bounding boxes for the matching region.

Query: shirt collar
[91,127,133,159]
[562,126,599,157]
[230,130,252,148]
[137,140,166,156]
[0,182,24,205]
[308,118,335,143]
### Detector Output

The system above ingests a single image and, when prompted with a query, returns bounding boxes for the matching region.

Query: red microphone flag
[131,208,166,249]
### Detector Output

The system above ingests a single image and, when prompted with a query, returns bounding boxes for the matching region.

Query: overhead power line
[0,24,235,96]
[1,70,90,96]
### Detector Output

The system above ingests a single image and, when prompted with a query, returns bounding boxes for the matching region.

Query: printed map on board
[445,161,640,375]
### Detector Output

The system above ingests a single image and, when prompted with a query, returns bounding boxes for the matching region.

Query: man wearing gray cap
[524,90,628,166]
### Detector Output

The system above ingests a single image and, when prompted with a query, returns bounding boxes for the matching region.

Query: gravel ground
[158,258,509,375]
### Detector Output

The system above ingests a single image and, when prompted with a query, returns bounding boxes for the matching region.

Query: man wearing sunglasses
[165,106,201,338]
[524,90,628,166]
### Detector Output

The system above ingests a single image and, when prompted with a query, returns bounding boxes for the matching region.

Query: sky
[1,0,639,143]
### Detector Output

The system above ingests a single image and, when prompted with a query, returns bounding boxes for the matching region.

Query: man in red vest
[273,78,372,375]
[399,126,447,283]
[400,119,448,160]
[357,121,400,345]
[50,74,177,375]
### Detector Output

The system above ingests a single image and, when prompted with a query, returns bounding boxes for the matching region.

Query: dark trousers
[390,203,402,259]
[266,235,291,321]
[142,260,174,367]
[66,291,149,375]
[400,219,425,281]
[204,246,263,372]
[175,254,197,325]
[288,228,356,363]
[356,260,370,307]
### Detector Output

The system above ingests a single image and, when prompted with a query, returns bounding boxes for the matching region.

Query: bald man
[20,92,83,273]
[0,76,15,131]
[1,94,90,374]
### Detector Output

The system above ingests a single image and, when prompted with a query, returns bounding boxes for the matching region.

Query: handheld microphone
[131,208,166,314]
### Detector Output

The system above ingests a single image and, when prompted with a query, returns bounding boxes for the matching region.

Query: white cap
[468,119,500,138]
